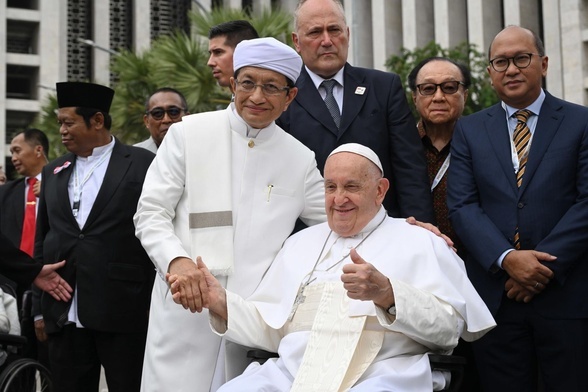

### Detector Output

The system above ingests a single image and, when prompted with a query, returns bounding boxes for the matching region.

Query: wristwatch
[386,304,396,316]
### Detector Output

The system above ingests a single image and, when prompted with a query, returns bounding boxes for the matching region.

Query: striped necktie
[512,109,532,249]
[513,109,532,187]
[321,79,341,129]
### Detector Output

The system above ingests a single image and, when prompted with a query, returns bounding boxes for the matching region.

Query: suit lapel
[485,106,519,195]
[340,64,368,137]
[294,67,339,136]
[519,94,562,194]
[84,140,129,228]
[54,153,78,226]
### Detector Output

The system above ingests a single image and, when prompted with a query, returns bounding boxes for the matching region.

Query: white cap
[328,143,384,175]
[233,37,302,83]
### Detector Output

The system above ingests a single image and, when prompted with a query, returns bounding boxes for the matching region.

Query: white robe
[134,136,158,154]
[134,105,327,392]
[211,208,496,391]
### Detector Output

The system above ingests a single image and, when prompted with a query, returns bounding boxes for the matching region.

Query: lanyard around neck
[72,144,114,217]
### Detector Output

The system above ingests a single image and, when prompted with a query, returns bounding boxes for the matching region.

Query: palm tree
[33,6,296,150]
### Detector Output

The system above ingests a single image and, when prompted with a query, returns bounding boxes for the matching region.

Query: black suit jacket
[34,139,156,334]
[0,233,41,288]
[0,178,26,247]
[278,64,434,222]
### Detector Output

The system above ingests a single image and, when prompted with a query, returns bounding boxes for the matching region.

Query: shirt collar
[305,66,345,90]
[502,89,545,118]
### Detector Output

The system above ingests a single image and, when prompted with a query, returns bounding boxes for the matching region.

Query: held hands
[34,260,72,301]
[341,249,394,309]
[166,257,209,313]
[503,250,556,302]
[167,257,227,318]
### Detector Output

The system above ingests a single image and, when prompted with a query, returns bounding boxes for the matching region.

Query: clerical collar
[78,136,115,161]
[228,103,274,139]
[343,207,387,239]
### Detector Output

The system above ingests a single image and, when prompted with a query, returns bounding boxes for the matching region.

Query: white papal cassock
[134,104,326,392]
[211,208,496,391]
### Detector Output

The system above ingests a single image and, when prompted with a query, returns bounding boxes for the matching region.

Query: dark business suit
[0,178,27,294]
[0,177,43,361]
[34,139,155,392]
[0,233,41,287]
[0,178,26,247]
[278,64,434,222]
[447,91,588,391]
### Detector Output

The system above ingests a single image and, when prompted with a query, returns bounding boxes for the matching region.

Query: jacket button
[79,233,85,239]
[248,140,255,148]
[517,202,524,209]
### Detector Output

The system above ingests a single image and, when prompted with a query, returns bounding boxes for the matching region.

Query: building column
[467,0,502,55]
[133,0,151,53]
[402,0,433,50]
[344,0,373,68]
[434,0,467,48]
[92,1,111,86]
[371,0,402,71]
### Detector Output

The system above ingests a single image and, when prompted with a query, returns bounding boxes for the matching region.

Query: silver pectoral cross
[287,278,315,322]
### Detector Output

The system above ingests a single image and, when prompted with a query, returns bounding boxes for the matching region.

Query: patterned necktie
[513,109,532,187]
[512,109,531,249]
[20,177,38,256]
[321,79,341,129]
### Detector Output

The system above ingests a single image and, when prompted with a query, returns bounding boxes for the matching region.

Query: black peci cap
[56,82,115,113]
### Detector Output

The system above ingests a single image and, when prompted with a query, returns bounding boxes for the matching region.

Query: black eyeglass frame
[145,106,186,120]
[416,81,465,96]
[488,53,542,72]
[234,80,290,96]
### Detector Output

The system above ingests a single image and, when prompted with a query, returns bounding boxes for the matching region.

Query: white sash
[183,111,235,275]
[289,282,384,392]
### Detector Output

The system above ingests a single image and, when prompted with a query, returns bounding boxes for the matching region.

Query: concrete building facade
[1,0,587,170]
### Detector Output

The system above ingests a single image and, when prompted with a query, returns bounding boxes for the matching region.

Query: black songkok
[56,82,114,113]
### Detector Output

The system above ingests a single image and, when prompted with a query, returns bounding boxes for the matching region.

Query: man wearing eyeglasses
[448,25,588,391]
[135,87,189,154]
[134,37,326,392]
[277,0,434,224]
[408,58,479,392]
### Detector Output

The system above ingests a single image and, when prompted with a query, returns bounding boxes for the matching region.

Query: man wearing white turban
[134,37,327,392]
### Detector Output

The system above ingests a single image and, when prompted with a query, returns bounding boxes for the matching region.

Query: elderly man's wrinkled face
[0,168,6,185]
[413,60,468,127]
[293,0,350,79]
[230,66,297,129]
[324,152,389,237]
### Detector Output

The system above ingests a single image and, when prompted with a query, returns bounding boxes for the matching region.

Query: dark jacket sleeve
[0,233,42,287]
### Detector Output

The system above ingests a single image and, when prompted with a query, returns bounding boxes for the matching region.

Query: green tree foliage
[386,41,498,118]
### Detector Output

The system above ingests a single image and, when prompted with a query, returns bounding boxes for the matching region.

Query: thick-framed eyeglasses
[489,53,540,72]
[146,106,185,120]
[416,81,465,96]
[235,80,290,96]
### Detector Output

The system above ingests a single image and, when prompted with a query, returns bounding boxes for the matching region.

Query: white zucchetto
[329,143,384,175]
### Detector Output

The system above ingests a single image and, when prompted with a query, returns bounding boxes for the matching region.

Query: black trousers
[47,324,147,392]
[473,295,588,392]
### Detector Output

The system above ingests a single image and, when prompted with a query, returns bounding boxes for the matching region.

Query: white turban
[329,143,384,175]
[233,37,302,83]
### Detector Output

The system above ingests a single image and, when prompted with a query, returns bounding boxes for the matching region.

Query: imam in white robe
[134,104,327,392]
[211,208,496,391]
